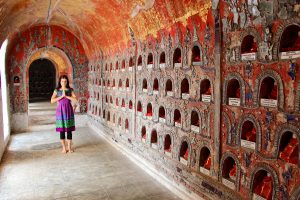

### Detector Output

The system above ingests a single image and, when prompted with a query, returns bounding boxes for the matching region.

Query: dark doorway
[29,59,56,102]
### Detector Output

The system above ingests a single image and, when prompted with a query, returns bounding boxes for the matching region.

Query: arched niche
[150,129,158,149]
[173,47,182,68]
[129,100,133,110]
[237,115,261,152]
[164,134,172,156]
[191,45,202,65]
[115,98,119,107]
[200,78,212,103]
[221,154,239,191]
[174,109,181,128]
[254,70,284,110]
[121,59,126,70]
[137,55,143,70]
[223,73,245,107]
[227,79,241,107]
[159,106,166,123]
[153,78,159,94]
[165,79,173,97]
[137,101,142,114]
[112,79,115,88]
[121,99,125,108]
[110,96,113,104]
[146,103,153,119]
[109,63,112,71]
[191,110,200,133]
[115,61,119,71]
[159,51,166,68]
[199,146,211,176]
[279,24,300,60]
[142,78,148,92]
[129,57,134,71]
[141,126,147,142]
[181,78,190,100]
[252,170,274,200]
[103,109,106,119]
[179,140,189,165]
[125,119,129,132]
[241,35,258,61]
[126,78,130,90]
[277,130,300,166]
[259,77,278,108]
[147,52,154,69]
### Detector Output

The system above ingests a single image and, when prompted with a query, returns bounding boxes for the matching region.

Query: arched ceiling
[0,0,211,59]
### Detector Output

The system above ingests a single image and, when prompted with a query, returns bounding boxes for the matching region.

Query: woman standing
[51,75,77,153]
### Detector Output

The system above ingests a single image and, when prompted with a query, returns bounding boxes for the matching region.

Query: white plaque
[165,151,171,157]
[152,143,158,149]
[138,65,142,70]
[121,69,125,72]
[167,91,173,96]
[174,63,181,68]
[192,61,201,66]
[129,67,133,71]
[175,122,182,128]
[113,87,116,90]
[125,129,129,133]
[147,116,152,120]
[191,125,200,133]
[160,63,166,68]
[137,111,142,116]
[241,52,257,61]
[200,167,210,176]
[180,157,188,165]
[222,178,236,190]
[252,194,267,200]
[202,95,212,102]
[241,139,256,150]
[228,98,240,106]
[122,107,125,111]
[127,88,130,92]
[260,98,277,108]
[159,118,166,123]
[143,89,148,93]
[142,138,146,143]
[153,90,159,95]
[280,51,300,60]
[147,64,153,69]
[182,93,190,100]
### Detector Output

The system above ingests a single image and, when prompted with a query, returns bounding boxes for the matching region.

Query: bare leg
[67,140,74,153]
[60,139,67,153]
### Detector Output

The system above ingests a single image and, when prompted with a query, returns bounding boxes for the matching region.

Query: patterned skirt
[56,98,75,132]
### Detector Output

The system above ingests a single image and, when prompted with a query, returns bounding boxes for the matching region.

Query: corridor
[0,105,181,200]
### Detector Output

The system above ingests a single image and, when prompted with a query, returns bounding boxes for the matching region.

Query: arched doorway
[29,59,56,102]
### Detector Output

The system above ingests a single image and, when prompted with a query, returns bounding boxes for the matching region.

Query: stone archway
[28,59,56,102]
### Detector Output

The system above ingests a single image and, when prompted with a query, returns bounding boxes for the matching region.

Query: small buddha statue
[229,164,237,180]
[254,173,272,200]
[250,38,258,52]
[183,148,188,160]
[203,155,211,170]
[268,84,278,100]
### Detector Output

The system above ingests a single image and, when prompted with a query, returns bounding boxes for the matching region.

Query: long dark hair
[56,75,71,89]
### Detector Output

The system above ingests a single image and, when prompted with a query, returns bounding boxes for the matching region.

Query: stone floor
[0,103,182,200]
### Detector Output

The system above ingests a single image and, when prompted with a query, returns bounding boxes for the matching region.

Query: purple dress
[55,88,75,132]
